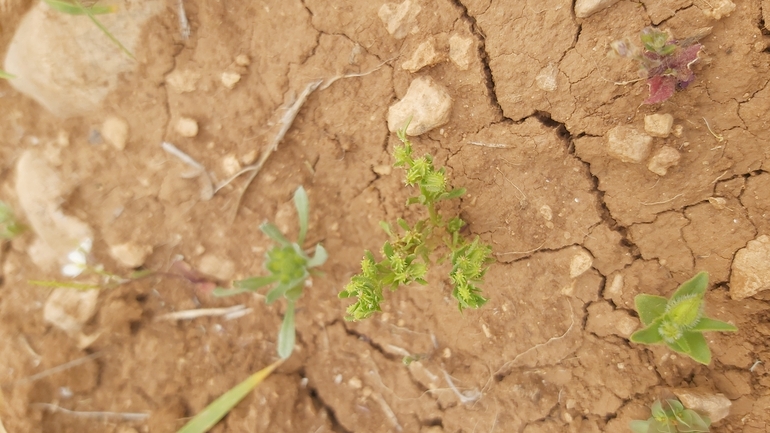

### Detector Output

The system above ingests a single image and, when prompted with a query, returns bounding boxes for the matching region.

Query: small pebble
[176,117,198,137]
[102,116,129,150]
[235,54,251,66]
[221,71,241,89]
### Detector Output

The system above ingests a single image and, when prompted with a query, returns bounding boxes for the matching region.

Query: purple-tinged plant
[612,27,703,104]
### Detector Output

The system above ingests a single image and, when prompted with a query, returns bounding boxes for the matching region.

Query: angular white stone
[575,0,621,18]
[672,389,732,422]
[647,146,681,176]
[388,76,452,136]
[644,113,674,138]
[109,242,152,268]
[221,71,241,89]
[535,63,559,92]
[401,40,442,73]
[607,125,653,163]
[378,0,421,39]
[102,116,129,150]
[449,34,474,70]
[44,288,99,335]
[570,250,593,278]
[730,235,770,300]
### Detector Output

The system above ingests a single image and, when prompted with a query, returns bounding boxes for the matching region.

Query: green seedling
[339,125,494,320]
[611,27,703,104]
[42,0,135,59]
[630,398,711,433]
[0,201,25,239]
[214,186,327,359]
[177,359,283,433]
[0,70,15,80]
[630,271,737,365]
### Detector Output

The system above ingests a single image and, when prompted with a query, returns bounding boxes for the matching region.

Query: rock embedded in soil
[166,69,200,93]
[644,113,674,138]
[647,146,681,176]
[175,117,199,137]
[388,76,452,136]
[221,71,242,89]
[378,0,421,39]
[102,116,129,150]
[3,0,163,117]
[198,254,235,281]
[109,241,152,268]
[672,389,732,422]
[401,39,443,73]
[574,0,621,18]
[703,0,736,19]
[569,250,593,278]
[585,301,638,338]
[730,235,770,300]
[448,34,473,70]
[606,125,653,163]
[44,288,99,336]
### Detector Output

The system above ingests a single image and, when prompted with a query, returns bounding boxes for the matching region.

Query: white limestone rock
[388,76,452,136]
[102,116,129,150]
[647,146,681,176]
[401,39,443,73]
[448,34,474,70]
[672,389,732,422]
[607,125,653,163]
[176,117,199,137]
[644,113,674,138]
[575,0,620,18]
[730,235,770,300]
[109,241,152,268]
[378,0,421,39]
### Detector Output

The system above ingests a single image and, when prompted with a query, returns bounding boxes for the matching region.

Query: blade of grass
[176,359,283,433]
[79,2,135,60]
[0,70,15,80]
[42,0,116,15]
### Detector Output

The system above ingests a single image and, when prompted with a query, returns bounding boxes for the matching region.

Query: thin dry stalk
[155,305,248,321]
[31,403,149,421]
[10,352,102,387]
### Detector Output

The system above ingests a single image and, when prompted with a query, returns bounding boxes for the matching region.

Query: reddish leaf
[644,75,677,104]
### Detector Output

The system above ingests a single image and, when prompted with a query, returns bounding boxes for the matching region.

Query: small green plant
[630,271,737,365]
[0,201,25,239]
[214,186,327,359]
[42,0,135,59]
[611,27,703,104]
[339,125,494,320]
[630,398,711,433]
[0,70,15,80]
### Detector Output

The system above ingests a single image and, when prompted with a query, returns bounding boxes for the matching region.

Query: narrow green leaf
[630,321,664,345]
[176,359,283,433]
[260,222,290,246]
[277,302,296,359]
[28,280,100,290]
[634,294,668,326]
[681,331,711,365]
[397,218,410,231]
[0,69,15,79]
[442,187,466,200]
[212,286,255,297]
[42,0,116,15]
[629,420,650,433]
[379,221,393,236]
[306,244,327,268]
[265,282,291,304]
[671,271,709,300]
[691,317,737,332]
[293,186,309,245]
[235,275,279,290]
[76,0,135,60]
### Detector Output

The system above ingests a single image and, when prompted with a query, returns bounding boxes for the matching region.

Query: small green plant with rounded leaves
[630,271,737,365]
[339,126,494,320]
[214,186,327,359]
[630,398,711,433]
[0,201,25,239]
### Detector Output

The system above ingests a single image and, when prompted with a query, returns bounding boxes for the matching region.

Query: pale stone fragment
[570,250,593,278]
[574,0,620,18]
[644,113,674,138]
[730,235,770,300]
[176,117,199,137]
[378,0,421,39]
[235,54,251,66]
[535,63,559,92]
[401,40,443,73]
[647,146,681,176]
[703,0,736,20]
[166,69,200,93]
[44,288,99,335]
[109,242,152,268]
[198,254,235,281]
[448,34,473,70]
[221,71,241,89]
[388,76,452,136]
[607,125,652,163]
[672,389,732,422]
[102,116,129,150]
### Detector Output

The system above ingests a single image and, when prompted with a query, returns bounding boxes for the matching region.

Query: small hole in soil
[422,417,443,427]
[129,321,142,334]
[135,293,148,303]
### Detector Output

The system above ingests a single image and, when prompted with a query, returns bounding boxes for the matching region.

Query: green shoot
[630,399,711,433]
[0,201,25,239]
[630,272,737,365]
[176,359,283,433]
[42,0,135,60]
[339,124,494,320]
[214,186,327,359]
[0,70,15,80]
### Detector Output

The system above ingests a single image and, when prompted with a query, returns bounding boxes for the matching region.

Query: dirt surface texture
[1,0,770,432]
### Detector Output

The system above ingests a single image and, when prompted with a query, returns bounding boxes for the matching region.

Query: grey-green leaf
[294,186,309,245]
[260,222,291,246]
[307,244,327,268]
[277,302,296,359]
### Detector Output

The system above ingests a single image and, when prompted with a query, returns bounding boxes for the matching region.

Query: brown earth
[1,0,769,432]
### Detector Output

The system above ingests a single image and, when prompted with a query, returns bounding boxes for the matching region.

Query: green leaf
[630,320,665,345]
[293,186,309,245]
[28,280,100,290]
[441,187,466,200]
[671,271,708,300]
[379,221,393,236]
[277,302,296,359]
[629,420,651,433]
[212,286,256,297]
[306,244,327,268]
[235,275,279,290]
[635,294,668,326]
[265,282,292,304]
[681,331,711,365]
[691,317,737,332]
[260,222,291,246]
[42,0,116,15]
[176,359,283,433]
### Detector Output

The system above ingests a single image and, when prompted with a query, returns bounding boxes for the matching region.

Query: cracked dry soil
[1,0,770,432]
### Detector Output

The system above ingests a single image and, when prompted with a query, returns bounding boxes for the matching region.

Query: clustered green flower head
[630,271,737,365]
[340,124,494,320]
[640,27,677,56]
[630,399,711,433]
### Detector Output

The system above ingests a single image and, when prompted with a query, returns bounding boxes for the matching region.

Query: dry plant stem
[495,240,546,257]
[467,141,512,148]
[371,392,403,432]
[640,193,683,206]
[9,352,102,387]
[442,370,481,404]
[161,141,214,199]
[154,305,249,321]
[30,403,149,421]
[177,0,190,40]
